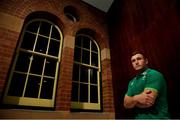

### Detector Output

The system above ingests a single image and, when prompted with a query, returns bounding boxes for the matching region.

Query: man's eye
[131,59,135,62]
[137,57,142,60]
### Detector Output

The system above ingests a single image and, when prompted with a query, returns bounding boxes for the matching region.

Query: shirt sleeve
[126,80,135,96]
[145,71,164,92]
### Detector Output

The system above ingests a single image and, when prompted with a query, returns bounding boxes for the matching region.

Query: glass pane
[21,32,36,50]
[30,55,44,75]
[40,77,54,99]
[7,73,26,97]
[24,75,40,98]
[82,50,89,64]
[26,21,40,33]
[72,64,79,81]
[82,37,90,49]
[35,36,48,54]
[44,58,57,77]
[90,68,97,84]
[80,66,88,83]
[15,51,31,72]
[80,83,88,102]
[71,82,78,101]
[75,36,82,47]
[91,41,98,52]
[74,47,81,62]
[51,26,60,40]
[91,52,98,66]
[90,85,98,103]
[48,40,60,57]
[39,21,51,36]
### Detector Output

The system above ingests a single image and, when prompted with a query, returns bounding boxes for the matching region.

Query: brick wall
[0,0,115,118]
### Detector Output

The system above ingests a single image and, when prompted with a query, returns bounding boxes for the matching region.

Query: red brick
[0,0,114,115]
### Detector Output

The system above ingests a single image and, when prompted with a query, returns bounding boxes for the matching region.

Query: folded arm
[124,89,158,109]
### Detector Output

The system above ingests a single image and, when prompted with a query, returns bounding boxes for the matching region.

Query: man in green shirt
[124,52,169,119]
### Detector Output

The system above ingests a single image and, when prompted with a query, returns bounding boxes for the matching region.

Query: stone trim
[101,48,111,60]
[63,35,75,49]
[0,12,24,32]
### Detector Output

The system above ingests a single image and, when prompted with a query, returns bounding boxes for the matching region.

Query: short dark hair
[131,50,147,59]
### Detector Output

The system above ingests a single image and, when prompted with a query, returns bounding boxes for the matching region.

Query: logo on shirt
[130,81,134,86]
[142,71,147,80]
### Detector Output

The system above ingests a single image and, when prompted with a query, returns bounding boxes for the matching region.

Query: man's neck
[137,67,148,74]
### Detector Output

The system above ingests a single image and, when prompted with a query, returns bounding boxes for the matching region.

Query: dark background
[108,0,180,118]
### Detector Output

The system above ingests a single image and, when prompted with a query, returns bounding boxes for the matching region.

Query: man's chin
[135,67,143,71]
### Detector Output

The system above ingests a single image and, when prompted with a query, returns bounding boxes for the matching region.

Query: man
[124,52,169,119]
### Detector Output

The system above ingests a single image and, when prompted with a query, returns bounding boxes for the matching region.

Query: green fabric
[126,68,169,119]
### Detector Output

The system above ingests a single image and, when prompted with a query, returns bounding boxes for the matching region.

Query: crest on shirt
[142,71,147,80]
[130,81,134,86]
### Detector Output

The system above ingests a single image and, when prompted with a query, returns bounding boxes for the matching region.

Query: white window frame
[3,19,63,107]
[71,34,101,110]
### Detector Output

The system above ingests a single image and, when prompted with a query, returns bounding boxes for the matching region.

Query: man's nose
[135,60,139,65]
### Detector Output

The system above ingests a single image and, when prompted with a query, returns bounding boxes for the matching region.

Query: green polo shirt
[126,68,169,119]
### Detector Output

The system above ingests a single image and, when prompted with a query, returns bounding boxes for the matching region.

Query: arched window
[3,19,63,107]
[71,32,101,110]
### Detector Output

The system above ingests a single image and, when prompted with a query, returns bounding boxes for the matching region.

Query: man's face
[131,53,148,71]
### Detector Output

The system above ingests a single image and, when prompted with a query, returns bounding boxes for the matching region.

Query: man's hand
[134,89,157,108]
[124,89,157,109]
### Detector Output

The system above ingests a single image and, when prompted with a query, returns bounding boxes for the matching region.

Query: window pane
[7,73,26,96]
[75,36,82,47]
[35,36,48,54]
[82,50,89,64]
[26,21,40,33]
[30,55,44,75]
[90,85,98,103]
[90,68,97,84]
[48,40,60,57]
[80,66,88,83]
[21,32,36,50]
[71,82,78,101]
[44,58,56,77]
[83,37,90,49]
[51,26,60,40]
[39,21,51,36]
[80,83,88,102]
[40,77,54,99]
[24,75,41,98]
[91,41,98,52]
[91,52,98,66]
[74,47,81,62]
[15,52,31,72]
[72,64,79,81]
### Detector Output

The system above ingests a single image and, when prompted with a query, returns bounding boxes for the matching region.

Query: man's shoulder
[147,68,164,78]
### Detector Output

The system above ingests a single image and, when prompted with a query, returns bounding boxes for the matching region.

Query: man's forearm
[124,91,155,109]
[124,93,152,109]
[124,95,138,109]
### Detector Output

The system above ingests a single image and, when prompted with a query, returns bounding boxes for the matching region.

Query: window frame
[3,19,63,108]
[71,34,101,110]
